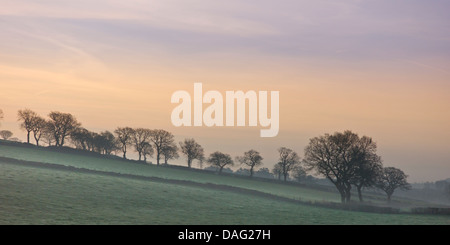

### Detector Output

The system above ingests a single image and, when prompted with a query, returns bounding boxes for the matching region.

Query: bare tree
[71,127,92,150]
[31,116,47,146]
[142,142,154,163]
[161,143,179,165]
[179,138,204,168]
[0,130,13,140]
[292,165,307,182]
[277,147,301,181]
[349,136,383,202]
[41,124,55,147]
[376,167,411,203]
[304,130,379,203]
[236,149,263,177]
[149,129,175,166]
[114,127,135,159]
[47,111,81,147]
[93,131,117,155]
[207,151,234,173]
[18,109,38,143]
[272,164,283,180]
[132,128,152,161]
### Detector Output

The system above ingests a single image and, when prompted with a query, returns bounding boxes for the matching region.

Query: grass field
[0,143,341,203]
[1,162,449,225]
[0,142,449,224]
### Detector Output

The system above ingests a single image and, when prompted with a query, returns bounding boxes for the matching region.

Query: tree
[132,128,152,161]
[18,109,38,144]
[292,165,307,182]
[114,127,135,159]
[376,167,411,203]
[142,142,154,163]
[30,116,47,146]
[272,164,283,180]
[254,168,274,179]
[349,136,383,202]
[277,147,301,181]
[41,125,55,146]
[161,143,179,165]
[47,111,81,147]
[304,130,378,203]
[93,131,117,155]
[179,138,204,168]
[149,129,175,165]
[207,151,234,173]
[0,130,13,140]
[70,127,92,150]
[236,149,263,177]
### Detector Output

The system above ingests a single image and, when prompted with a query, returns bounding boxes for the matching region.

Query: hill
[0,141,449,224]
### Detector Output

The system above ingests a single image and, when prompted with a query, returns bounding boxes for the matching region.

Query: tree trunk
[345,184,352,203]
[156,151,160,166]
[340,192,346,203]
[357,185,363,202]
[27,131,30,144]
[123,145,127,159]
[250,167,254,177]
[34,134,40,146]
[188,158,192,168]
[335,184,348,204]
[346,190,351,203]
[387,192,392,203]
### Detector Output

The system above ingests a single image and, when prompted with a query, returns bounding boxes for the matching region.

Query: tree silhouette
[207,151,234,173]
[132,128,152,161]
[94,131,117,155]
[292,165,307,182]
[0,130,13,140]
[18,109,38,144]
[30,116,47,146]
[71,127,92,150]
[161,143,179,165]
[272,164,282,180]
[304,130,380,203]
[236,149,263,177]
[179,138,204,168]
[114,127,135,159]
[47,111,81,147]
[142,142,154,163]
[376,167,411,203]
[149,129,175,166]
[277,147,300,181]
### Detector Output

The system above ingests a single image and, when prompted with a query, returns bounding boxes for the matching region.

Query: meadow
[1,162,449,225]
[0,142,449,225]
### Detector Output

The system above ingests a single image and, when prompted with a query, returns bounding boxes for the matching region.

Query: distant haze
[1,0,449,182]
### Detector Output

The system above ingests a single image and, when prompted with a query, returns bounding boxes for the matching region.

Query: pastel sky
[1,0,449,182]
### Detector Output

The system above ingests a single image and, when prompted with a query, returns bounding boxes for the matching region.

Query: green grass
[1,162,449,225]
[0,144,340,203]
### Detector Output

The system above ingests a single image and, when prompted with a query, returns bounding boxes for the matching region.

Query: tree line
[3,108,412,203]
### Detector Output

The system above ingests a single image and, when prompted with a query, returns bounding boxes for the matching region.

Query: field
[0,142,449,225]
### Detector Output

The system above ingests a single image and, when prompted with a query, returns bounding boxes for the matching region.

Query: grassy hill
[0,141,449,224]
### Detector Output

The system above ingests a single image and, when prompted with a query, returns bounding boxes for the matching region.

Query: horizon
[1,0,450,183]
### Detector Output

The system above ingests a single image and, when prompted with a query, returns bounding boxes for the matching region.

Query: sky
[0,0,449,182]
